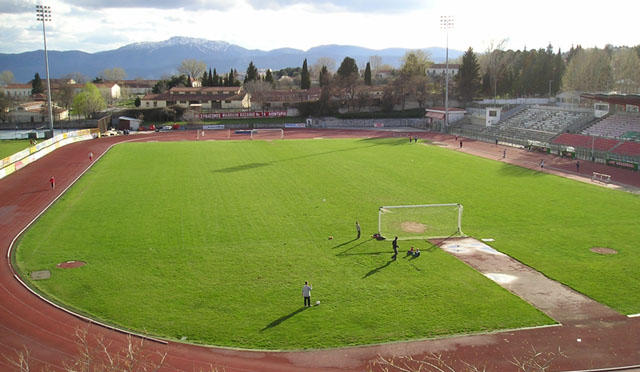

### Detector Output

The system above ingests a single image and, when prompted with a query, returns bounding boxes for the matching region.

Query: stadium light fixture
[440,15,454,133]
[36,4,54,132]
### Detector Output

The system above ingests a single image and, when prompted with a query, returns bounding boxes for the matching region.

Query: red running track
[0,129,639,371]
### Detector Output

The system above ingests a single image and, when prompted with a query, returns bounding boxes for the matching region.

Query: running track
[0,129,639,371]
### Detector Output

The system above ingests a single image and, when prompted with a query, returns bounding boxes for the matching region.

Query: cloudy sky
[1,0,638,54]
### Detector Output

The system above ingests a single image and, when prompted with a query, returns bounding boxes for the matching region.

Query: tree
[99,67,126,81]
[244,80,273,110]
[336,57,360,110]
[300,59,311,89]
[63,72,88,84]
[315,57,336,72]
[31,73,44,94]
[178,59,206,80]
[364,62,372,86]
[72,82,106,119]
[612,47,640,93]
[369,55,383,73]
[400,50,431,77]
[212,68,220,86]
[134,96,141,107]
[319,65,330,87]
[562,48,613,92]
[457,47,481,103]
[0,91,12,122]
[0,70,14,86]
[483,39,508,101]
[244,61,259,84]
[264,69,275,85]
[202,70,209,87]
[53,84,75,118]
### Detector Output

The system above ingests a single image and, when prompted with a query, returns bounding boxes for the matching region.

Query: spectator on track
[49,176,55,190]
[576,160,580,172]
[540,160,545,169]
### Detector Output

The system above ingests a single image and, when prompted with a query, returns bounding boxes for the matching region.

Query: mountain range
[0,36,464,83]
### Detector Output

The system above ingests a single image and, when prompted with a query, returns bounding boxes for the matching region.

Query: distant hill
[0,36,464,83]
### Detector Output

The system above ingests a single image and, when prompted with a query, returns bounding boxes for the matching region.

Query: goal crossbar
[378,203,464,240]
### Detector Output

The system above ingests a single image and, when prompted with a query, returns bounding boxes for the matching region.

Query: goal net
[251,128,284,140]
[378,203,464,240]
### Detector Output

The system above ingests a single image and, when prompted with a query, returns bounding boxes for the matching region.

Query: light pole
[440,15,454,133]
[36,4,54,132]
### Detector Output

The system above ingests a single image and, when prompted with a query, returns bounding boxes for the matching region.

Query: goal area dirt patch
[401,221,427,233]
[590,247,618,255]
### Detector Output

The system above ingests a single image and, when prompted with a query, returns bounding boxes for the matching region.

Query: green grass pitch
[15,138,640,349]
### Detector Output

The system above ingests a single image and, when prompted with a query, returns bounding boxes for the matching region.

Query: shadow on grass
[335,238,374,256]
[260,307,307,331]
[212,143,381,173]
[498,162,545,178]
[363,259,393,279]
[213,162,271,173]
[332,238,358,249]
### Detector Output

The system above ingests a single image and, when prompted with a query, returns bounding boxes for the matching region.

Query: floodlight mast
[36,5,54,132]
[440,15,454,133]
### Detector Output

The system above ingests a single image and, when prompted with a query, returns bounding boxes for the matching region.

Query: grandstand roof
[580,93,640,106]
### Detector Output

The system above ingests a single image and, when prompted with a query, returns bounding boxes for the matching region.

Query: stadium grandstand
[448,93,640,167]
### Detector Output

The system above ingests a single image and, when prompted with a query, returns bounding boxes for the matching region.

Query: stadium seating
[581,114,640,139]
[611,141,640,156]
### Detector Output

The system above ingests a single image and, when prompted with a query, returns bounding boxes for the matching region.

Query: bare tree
[315,57,336,72]
[243,80,274,110]
[612,47,640,93]
[63,72,88,84]
[178,59,207,80]
[99,67,127,82]
[369,55,383,73]
[483,39,509,101]
[0,70,15,86]
[562,48,613,92]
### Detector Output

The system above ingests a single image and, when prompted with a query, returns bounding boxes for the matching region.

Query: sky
[1,0,639,55]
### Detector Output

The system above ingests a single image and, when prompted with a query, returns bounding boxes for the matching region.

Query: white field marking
[481,238,495,242]
[485,273,518,284]
[628,313,640,318]
[442,244,471,254]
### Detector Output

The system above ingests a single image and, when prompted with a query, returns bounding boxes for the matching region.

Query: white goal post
[250,128,284,140]
[378,203,465,240]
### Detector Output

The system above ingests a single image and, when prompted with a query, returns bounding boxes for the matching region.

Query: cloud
[0,0,39,14]
[245,0,426,12]
[63,0,235,11]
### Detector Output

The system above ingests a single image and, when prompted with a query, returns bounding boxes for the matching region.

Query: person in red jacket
[49,176,55,189]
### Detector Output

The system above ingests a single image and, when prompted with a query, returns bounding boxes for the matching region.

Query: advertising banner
[198,111,287,119]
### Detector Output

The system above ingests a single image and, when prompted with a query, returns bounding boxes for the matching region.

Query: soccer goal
[378,203,465,240]
[250,128,284,140]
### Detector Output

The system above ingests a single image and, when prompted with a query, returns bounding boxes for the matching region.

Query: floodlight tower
[440,15,454,133]
[36,4,54,131]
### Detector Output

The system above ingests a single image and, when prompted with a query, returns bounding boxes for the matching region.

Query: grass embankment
[0,139,31,159]
[16,138,640,349]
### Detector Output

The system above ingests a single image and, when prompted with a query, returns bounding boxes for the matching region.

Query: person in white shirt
[302,281,312,307]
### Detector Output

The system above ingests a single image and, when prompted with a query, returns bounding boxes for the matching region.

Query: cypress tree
[32,72,44,94]
[202,70,209,87]
[300,59,311,89]
[213,68,219,86]
[244,62,258,84]
[319,66,329,87]
[265,69,274,85]
[457,47,481,103]
[364,62,372,85]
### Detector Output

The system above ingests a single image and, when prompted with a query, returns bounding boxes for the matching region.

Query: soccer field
[15,138,640,349]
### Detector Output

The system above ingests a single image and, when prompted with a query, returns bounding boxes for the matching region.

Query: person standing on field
[49,176,55,190]
[391,236,399,260]
[576,160,580,172]
[356,221,361,239]
[302,281,312,307]
[89,152,93,161]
